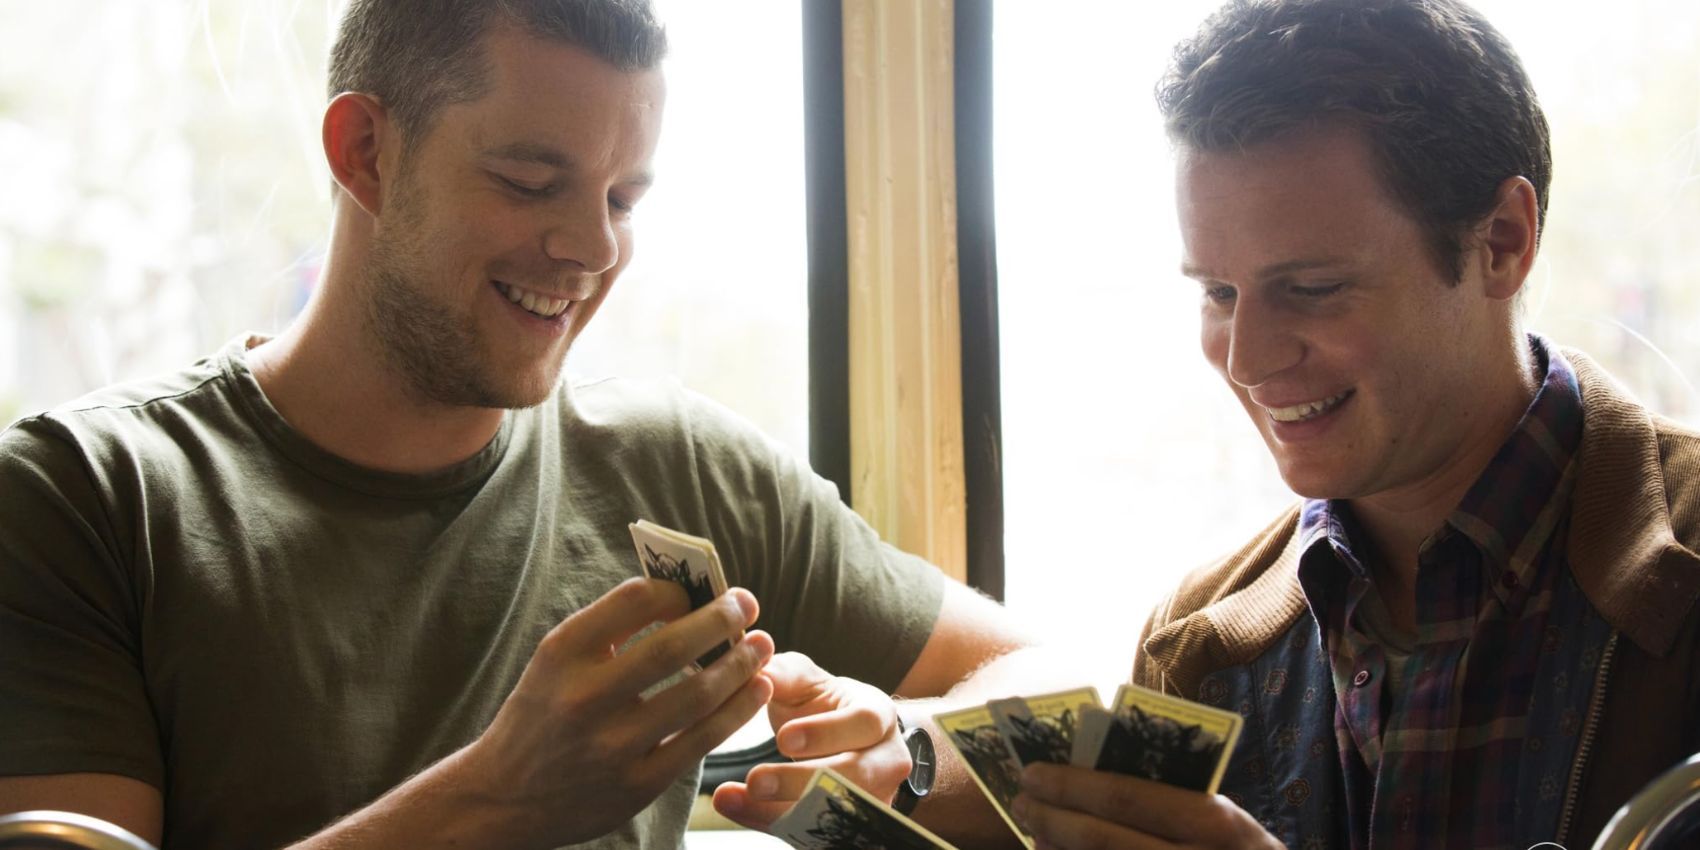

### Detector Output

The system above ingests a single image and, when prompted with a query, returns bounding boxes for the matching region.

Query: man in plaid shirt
[1007,1,1700,848]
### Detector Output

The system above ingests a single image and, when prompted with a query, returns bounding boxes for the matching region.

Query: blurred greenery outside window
[0,0,809,456]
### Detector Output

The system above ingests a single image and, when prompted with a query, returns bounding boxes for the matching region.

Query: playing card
[1091,683,1243,794]
[1068,704,1116,769]
[988,687,1101,770]
[627,519,736,668]
[769,767,959,850]
[933,704,1034,848]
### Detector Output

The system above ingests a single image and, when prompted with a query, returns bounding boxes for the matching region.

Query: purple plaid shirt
[1295,336,1584,849]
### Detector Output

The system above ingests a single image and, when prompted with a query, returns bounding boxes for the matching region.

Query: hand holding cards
[628,519,739,668]
[932,684,1243,848]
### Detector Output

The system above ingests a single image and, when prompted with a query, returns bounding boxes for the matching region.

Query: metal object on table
[1591,752,1700,850]
[0,811,157,850]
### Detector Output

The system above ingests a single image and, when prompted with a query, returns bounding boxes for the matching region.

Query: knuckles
[843,702,888,736]
[645,630,690,667]
[718,595,749,634]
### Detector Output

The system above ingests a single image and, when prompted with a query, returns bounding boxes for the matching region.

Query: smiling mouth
[1265,390,1353,423]
[494,281,575,319]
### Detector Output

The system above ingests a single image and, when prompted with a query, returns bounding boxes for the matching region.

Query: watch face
[904,726,936,795]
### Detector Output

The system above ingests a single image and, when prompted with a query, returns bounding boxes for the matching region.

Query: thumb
[763,651,832,704]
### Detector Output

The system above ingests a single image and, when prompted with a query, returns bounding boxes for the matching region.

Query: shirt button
[1353,669,1372,687]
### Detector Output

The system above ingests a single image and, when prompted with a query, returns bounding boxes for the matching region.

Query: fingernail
[718,793,742,813]
[1011,795,1028,823]
[734,590,758,621]
[780,730,806,753]
[751,774,778,798]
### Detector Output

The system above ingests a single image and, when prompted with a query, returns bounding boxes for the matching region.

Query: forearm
[285,746,537,850]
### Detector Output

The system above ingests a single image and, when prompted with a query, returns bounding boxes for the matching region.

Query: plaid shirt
[1295,336,1584,849]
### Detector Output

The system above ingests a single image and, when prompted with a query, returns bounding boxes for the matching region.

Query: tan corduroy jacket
[1131,350,1700,845]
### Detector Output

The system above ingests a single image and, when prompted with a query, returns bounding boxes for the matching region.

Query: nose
[1217,294,1303,389]
[541,199,620,274]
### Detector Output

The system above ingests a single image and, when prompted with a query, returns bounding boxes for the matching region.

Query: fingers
[1011,792,1182,850]
[549,577,694,657]
[600,588,760,698]
[711,754,859,829]
[773,699,894,759]
[1020,763,1275,848]
[763,651,834,704]
[710,761,823,830]
[645,662,775,782]
[638,629,776,738]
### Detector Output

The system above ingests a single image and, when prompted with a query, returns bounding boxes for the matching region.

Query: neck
[248,230,506,475]
[1349,332,1539,628]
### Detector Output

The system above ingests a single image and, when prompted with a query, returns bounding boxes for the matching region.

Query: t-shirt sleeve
[680,394,945,694]
[0,418,163,787]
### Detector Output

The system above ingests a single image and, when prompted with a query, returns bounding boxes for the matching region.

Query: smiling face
[361,26,664,409]
[1179,125,1513,504]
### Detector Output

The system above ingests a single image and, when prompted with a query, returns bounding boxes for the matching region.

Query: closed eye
[1290,282,1346,298]
[497,175,556,198]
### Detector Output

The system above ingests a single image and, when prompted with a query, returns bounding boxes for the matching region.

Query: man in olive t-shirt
[0,1,1049,848]
[0,337,945,848]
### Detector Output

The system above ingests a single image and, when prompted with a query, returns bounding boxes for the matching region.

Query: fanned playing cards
[928,683,1243,847]
[627,519,737,669]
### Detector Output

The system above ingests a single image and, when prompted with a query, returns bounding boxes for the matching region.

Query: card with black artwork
[933,704,1034,848]
[1068,704,1116,769]
[988,687,1101,770]
[1090,683,1243,794]
[769,768,959,850]
[627,519,736,669]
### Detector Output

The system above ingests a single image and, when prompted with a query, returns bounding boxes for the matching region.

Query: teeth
[1267,391,1350,423]
[495,282,573,319]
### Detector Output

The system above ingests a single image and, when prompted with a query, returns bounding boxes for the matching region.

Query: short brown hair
[1157,0,1551,281]
[328,0,667,149]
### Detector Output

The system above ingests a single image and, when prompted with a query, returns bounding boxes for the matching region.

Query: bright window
[993,0,1700,676]
[0,0,810,456]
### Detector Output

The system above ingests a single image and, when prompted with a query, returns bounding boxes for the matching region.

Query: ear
[1476,176,1541,302]
[322,92,392,217]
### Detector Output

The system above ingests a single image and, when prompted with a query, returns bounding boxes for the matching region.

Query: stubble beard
[361,188,561,410]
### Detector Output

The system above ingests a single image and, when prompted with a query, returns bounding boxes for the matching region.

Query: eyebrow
[481,142,654,187]
[1180,257,1352,282]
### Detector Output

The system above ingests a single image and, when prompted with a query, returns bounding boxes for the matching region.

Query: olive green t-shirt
[0,337,944,849]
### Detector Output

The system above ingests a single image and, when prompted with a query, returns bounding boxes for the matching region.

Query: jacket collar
[1145,349,1700,694]
[1563,349,1700,657]
[1142,508,1309,699]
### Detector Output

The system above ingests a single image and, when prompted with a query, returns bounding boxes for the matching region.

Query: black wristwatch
[892,715,936,815]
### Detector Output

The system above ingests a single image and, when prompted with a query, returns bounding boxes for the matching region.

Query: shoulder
[559,375,794,465]
[1652,413,1700,547]
[1565,347,1700,547]
[2,353,233,471]
[1133,505,1303,688]
[1150,505,1304,629]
